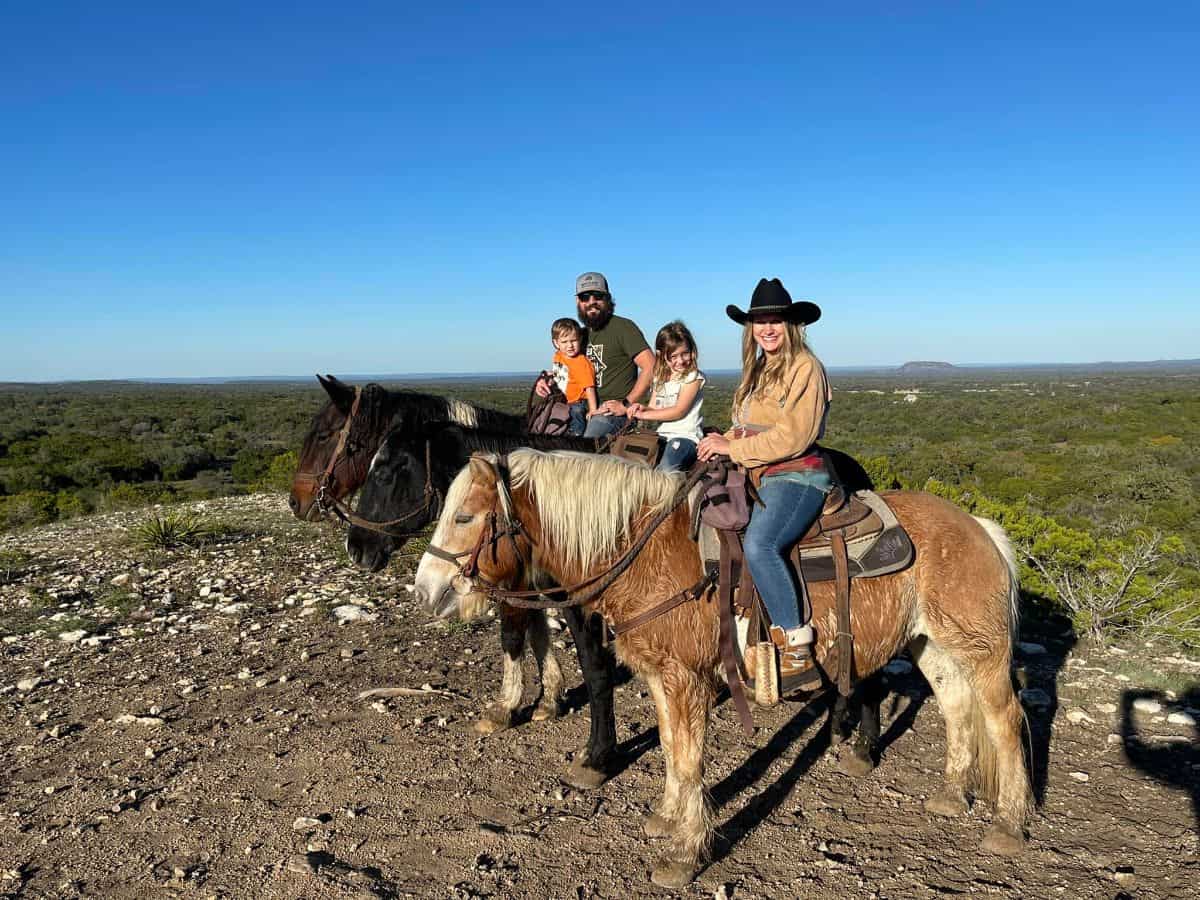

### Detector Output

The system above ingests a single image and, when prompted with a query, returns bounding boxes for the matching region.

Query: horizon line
[3,356,1200,386]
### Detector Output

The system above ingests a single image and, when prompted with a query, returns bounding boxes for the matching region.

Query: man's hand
[534,374,552,398]
[626,402,645,419]
[697,433,731,461]
[596,399,627,416]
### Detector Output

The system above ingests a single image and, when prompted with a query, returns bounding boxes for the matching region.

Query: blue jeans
[656,437,697,473]
[743,474,830,630]
[583,413,628,439]
[567,401,589,436]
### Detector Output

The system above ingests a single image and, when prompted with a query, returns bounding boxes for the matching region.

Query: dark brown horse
[414,450,1033,888]
[290,374,524,521]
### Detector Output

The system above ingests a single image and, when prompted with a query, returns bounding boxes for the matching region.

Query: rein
[427,454,715,618]
[324,440,443,538]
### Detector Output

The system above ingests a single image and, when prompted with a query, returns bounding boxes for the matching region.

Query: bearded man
[568,272,655,439]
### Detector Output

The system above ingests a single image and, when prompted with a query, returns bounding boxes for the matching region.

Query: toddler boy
[549,318,597,435]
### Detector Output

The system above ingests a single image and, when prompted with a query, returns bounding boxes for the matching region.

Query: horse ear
[320,375,356,413]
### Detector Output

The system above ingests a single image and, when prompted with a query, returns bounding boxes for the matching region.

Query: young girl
[628,321,705,472]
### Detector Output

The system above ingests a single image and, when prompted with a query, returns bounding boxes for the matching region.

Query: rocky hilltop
[1,495,1198,897]
[897,360,958,374]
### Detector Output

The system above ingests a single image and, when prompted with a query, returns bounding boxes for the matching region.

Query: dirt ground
[2,495,1198,898]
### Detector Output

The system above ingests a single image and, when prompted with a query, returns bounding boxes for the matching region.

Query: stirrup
[779,646,823,697]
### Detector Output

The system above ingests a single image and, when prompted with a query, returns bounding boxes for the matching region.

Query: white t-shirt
[652,370,705,442]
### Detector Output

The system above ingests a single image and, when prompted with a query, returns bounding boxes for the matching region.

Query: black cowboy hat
[726,278,821,326]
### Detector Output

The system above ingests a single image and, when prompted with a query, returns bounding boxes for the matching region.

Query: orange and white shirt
[551,351,596,403]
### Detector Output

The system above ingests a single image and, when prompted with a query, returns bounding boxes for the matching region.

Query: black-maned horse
[290,375,623,787]
[348,419,892,781]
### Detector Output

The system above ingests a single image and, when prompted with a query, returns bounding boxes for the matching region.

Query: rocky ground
[1,495,1198,899]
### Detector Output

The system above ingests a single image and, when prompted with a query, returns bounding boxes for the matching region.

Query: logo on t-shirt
[551,360,570,394]
[585,344,607,388]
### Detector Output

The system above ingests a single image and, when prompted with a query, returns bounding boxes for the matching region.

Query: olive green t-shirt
[583,315,651,404]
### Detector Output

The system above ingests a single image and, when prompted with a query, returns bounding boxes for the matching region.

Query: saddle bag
[695,459,754,532]
[610,430,662,468]
[525,374,573,436]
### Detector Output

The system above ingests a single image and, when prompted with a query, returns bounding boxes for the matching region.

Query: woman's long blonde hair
[731,321,814,418]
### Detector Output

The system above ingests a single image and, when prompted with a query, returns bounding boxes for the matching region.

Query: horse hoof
[650,856,697,889]
[643,813,675,838]
[563,758,607,790]
[837,747,876,778]
[530,701,560,723]
[925,787,968,817]
[981,823,1025,857]
[473,707,513,735]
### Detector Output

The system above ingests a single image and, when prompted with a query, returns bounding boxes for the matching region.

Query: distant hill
[897,361,958,374]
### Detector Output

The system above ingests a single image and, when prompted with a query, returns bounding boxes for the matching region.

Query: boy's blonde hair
[652,320,699,387]
[551,318,583,342]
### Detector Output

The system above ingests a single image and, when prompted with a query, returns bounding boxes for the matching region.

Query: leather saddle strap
[611,571,716,637]
[717,530,755,737]
[831,530,854,698]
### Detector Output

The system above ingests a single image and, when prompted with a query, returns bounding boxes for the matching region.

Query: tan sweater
[725,354,831,473]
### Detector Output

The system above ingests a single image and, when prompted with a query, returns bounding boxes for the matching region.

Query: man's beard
[577,301,614,330]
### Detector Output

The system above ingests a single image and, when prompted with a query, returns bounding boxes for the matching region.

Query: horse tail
[969,516,1034,820]
[972,515,1020,641]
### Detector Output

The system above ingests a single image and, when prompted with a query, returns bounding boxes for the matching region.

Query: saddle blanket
[698,489,914,585]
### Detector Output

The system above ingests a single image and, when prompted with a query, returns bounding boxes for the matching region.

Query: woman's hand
[626,402,645,419]
[697,433,731,461]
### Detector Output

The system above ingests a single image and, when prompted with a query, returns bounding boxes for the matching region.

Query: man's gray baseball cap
[575,272,610,295]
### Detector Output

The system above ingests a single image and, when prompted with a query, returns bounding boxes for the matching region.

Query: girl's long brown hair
[652,320,699,388]
[731,321,813,419]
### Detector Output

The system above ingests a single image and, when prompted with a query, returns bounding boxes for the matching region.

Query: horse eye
[454,513,473,525]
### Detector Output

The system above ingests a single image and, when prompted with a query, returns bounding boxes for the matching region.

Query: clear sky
[3,2,1198,381]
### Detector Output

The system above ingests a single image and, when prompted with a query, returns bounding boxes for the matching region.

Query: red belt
[730,427,825,476]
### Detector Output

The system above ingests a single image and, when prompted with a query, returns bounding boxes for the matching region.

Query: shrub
[257,450,298,493]
[130,510,213,550]
[1,491,57,528]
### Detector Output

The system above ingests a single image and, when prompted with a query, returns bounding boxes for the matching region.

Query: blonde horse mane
[445,449,684,572]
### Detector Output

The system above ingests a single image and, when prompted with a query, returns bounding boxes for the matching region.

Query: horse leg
[643,671,679,839]
[651,663,712,889]
[561,607,618,790]
[475,604,527,735]
[973,652,1033,856]
[911,638,975,817]
[527,610,564,722]
[839,674,884,778]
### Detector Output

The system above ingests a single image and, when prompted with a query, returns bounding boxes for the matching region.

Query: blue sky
[3,2,1198,381]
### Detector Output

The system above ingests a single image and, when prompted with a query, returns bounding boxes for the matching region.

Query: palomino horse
[349,420,890,779]
[414,450,1033,888]
[288,375,622,786]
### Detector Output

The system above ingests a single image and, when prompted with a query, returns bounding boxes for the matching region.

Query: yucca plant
[130,511,212,550]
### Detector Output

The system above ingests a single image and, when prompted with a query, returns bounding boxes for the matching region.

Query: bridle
[325,439,443,538]
[293,385,363,516]
[425,453,717,630]
[294,388,443,537]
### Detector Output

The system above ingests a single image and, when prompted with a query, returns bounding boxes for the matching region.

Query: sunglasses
[577,291,609,302]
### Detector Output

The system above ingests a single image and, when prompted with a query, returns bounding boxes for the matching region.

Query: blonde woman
[698,278,832,694]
